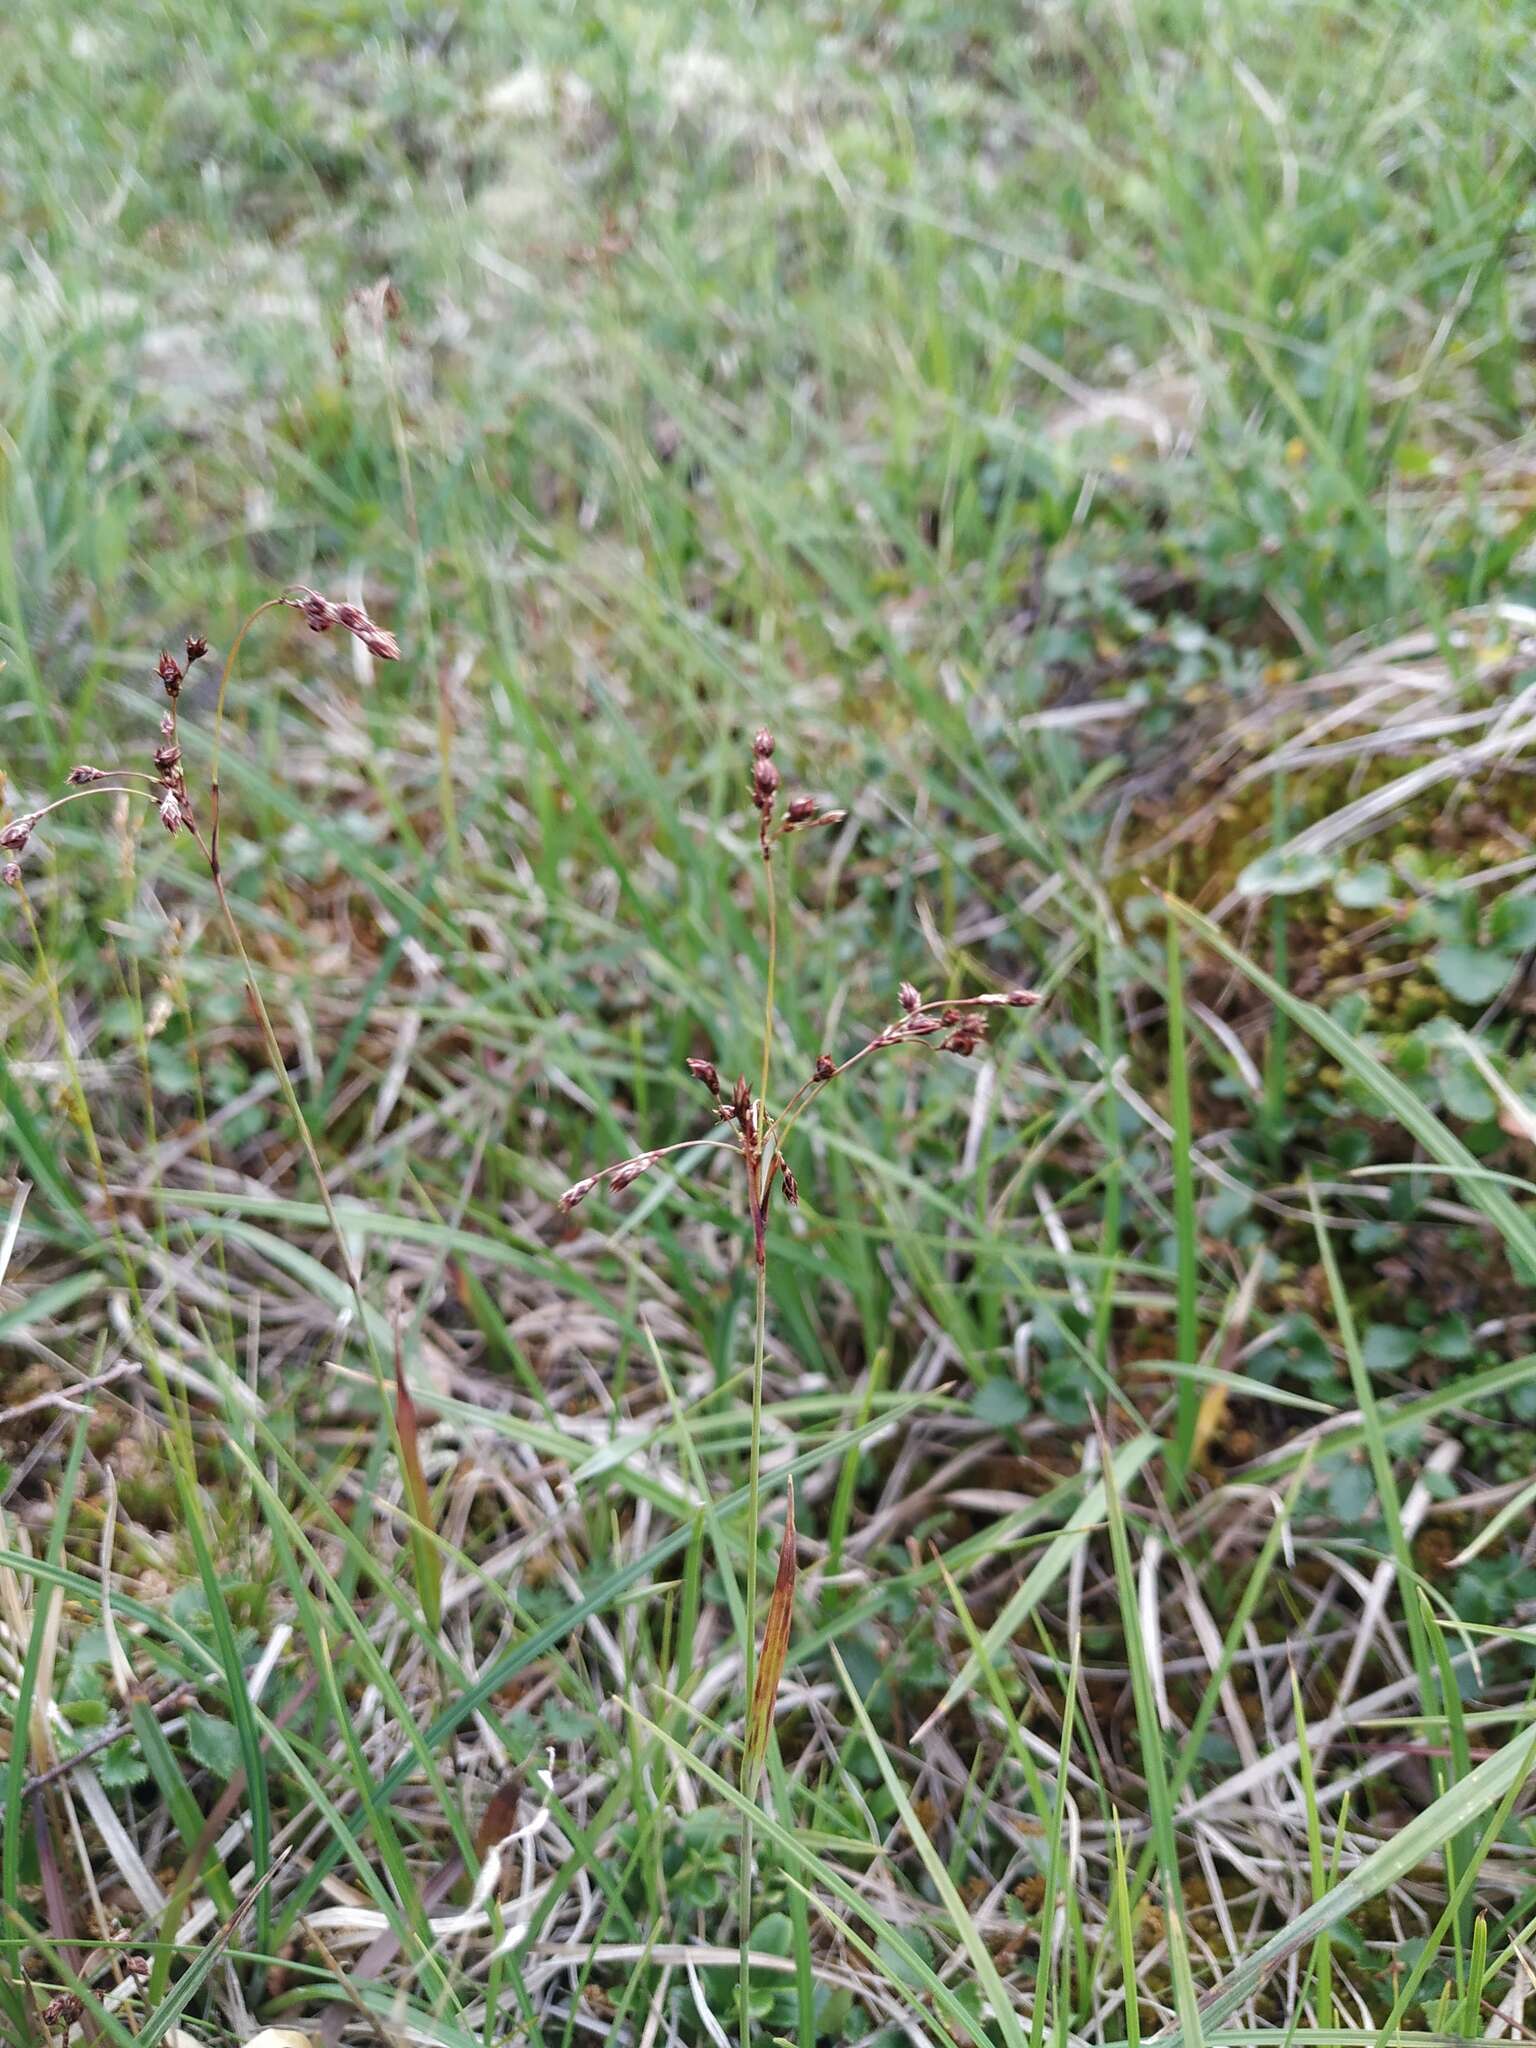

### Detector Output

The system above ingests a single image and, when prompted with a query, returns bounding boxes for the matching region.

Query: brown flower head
[333,601,402,662]
[0,817,34,852]
[609,1153,656,1194]
[942,1020,987,1057]
[66,765,107,786]
[157,650,183,695]
[286,588,400,661]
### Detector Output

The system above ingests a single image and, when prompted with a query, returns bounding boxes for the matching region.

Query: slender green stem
[207,598,284,874]
[197,836,368,1330]
[738,1232,768,2048]
[209,601,283,788]
[197,607,372,1337]
[740,831,778,2048]
[758,846,777,1113]
[191,614,444,1664]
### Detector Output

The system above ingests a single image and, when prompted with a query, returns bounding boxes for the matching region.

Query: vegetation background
[4,2,1536,2044]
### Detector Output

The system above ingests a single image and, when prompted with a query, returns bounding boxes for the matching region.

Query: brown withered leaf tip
[393,1334,442,1632]
[744,1479,796,1790]
[473,1775,525,1860]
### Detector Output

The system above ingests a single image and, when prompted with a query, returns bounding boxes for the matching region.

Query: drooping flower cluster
[1,593,399,888]
[557,726,1041,1221]
[285,587,401,663]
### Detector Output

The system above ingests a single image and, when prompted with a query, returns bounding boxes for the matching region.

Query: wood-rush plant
[2,590,398,1278]
[559,726,1042,2042]
[1,591,449,1643]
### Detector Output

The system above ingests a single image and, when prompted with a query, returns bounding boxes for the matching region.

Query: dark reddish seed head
[786,795,817,823]
[609,1153,656,1194]
[157,651,183,695]
[813,1053,835,1082]
[899,982,921,1013]
[184,634,210,664]
[686,1057,722,1097]
[753,729,775,758]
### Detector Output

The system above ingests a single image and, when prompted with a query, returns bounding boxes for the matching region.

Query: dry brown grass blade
[393,1326,442,1635]
[743,1480,796,1796]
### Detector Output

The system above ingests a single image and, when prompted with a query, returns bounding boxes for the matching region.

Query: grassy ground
[4,1,1536,2043]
